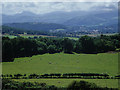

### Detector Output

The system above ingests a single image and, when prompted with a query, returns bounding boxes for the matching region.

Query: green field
[3,34,56,38]
[3,35,17,38]
[2,53,118,88]
[2,53,118,76]
[66,37,79,40]
[13,79,118,88]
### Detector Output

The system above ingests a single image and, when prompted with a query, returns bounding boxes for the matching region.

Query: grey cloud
[2,2,118,15]
[90,2,118,11]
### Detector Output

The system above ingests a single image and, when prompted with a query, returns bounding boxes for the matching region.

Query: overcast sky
[2,2,118,15]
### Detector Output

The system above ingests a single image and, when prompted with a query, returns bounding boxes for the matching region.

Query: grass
[3,35,17,38]
[13,79,118,88]
[2,53,118,88]
[3,34,56,38]
[2,53,118,76]
[66,37,79,40]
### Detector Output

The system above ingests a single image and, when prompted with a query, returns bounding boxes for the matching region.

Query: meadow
[2,52,118,88]
[2,34,56,39]
[2,53,118,76]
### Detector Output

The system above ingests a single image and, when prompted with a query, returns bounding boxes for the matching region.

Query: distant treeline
[2,34,120,62]
[2,25,67,37]
[2,25,117,38]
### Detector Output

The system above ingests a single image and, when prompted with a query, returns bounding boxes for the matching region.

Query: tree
[79,36,96,53]
[47,45,57,54]
[67,81,98,90]
[2,39,14,62]
[74,41,82,53]
[95,39,116,53]
[62,38,74,53]
[36,41,47,54]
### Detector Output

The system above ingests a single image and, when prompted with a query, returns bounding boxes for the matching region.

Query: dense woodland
[2,34,120,62]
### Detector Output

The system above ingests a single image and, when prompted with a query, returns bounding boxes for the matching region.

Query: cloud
[1,0,119,2]
[2,2,118,15]
[90,2,118,11]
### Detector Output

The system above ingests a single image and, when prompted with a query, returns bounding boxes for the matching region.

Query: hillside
[2,9,118,34]
[64,11,118,26]
[2,10,118,27]
[4,22,67,31]
[2,11,88,24]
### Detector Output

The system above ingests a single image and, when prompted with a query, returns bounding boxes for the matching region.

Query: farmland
[2,53,118,76]
[2,53,118,88]
[2,52,118,76]
[2,34,56,39]
[2,34,119,89]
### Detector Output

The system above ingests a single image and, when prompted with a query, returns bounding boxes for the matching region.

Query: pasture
[3,34,56,39]
[2,53,118,88]
[2,53,118,76]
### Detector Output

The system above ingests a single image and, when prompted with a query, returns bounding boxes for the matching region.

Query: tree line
[2,25,67,37]
[2,34,120,62]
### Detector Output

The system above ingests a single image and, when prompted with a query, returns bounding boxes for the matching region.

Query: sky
[2,2,118,15]
[1,0,119,2]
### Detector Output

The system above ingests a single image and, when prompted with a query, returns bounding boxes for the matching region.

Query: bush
[2,79,57,89]
[67,80,99,90]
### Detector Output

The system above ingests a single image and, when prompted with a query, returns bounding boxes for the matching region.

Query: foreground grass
[2,53,118,76]
[2,53,118,88]
[13,79,118,88]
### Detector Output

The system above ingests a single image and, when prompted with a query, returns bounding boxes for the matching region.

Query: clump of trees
[2,34,120,62]
[68,81,99,90]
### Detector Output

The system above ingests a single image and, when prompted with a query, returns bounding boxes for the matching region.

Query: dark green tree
[47,45,57,54]
[79,36,96,53]
[63,38,74,53]
[2,39,14,62]
[74,41,82,53]
[36,41,47,54]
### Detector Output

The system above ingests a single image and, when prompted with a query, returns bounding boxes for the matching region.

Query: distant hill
[2,11,88,24]
[2,11,39,24]
[63,11,118,26]
[2,10,118,33]
[2,10,118,27]
[4,22,67,31]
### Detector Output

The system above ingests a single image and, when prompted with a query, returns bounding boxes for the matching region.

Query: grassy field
[3,35,17,38]
[3,33,118,39]
[13,79,118,88]
[2,53,118,88]
[3,34,56,38]
[2,53,118,76]
[66,37,79,40]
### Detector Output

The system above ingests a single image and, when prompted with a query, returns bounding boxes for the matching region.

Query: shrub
[67,80,99,90]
